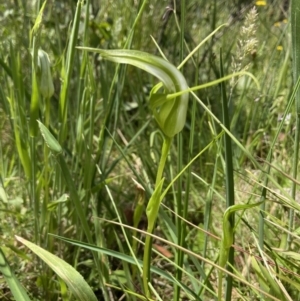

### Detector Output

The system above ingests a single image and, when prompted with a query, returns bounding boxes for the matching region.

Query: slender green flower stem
[155,137,172,187]
[143,136,172,298]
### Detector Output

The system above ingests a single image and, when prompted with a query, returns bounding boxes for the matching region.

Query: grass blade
[15,236,98,301]
[219,49,235,301]
[59,0,82,142]
[290,0,300,246]
[0,248,31,301]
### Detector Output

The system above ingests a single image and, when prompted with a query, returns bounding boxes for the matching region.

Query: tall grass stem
[174,0,186,300]
[290,0,300,246]
[219,49,235,301]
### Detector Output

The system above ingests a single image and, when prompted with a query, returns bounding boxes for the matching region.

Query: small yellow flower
[274,19,288,27]
[277,45,283,51]
[255,1,267,6]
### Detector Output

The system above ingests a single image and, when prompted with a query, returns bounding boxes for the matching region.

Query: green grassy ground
[0,0,299,300]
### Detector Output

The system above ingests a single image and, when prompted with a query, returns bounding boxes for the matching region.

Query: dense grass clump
[0,0,299,300]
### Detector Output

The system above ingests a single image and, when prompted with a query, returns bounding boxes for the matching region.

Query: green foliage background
[0,0,297,300]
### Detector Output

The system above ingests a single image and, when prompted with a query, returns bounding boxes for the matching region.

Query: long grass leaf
[59,0,82,142]
[0,248,31,301]
[15,236,97,301]
[49,234,200,300]
[290,0,300,246]
[219,49,235,301]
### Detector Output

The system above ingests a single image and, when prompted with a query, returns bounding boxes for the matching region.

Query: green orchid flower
[77,47,189,137]
[36,49,54,99]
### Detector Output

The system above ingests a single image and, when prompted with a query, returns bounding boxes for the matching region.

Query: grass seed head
[231,6,258,85]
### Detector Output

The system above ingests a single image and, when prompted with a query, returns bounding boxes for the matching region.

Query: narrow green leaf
[15,236,98,301]
[253,258,285,299]
[251,255,270,292]
[59,0,82,142]
[12,117,31,179]
[132,179,145,230]
[220,48,235,301]
[277,250,300,261]
[0,185,8,203]
[290,0,300,246]
[48,234,198,299]
[38,120,62,154]
[0,248,31,301]
[29,1,49,137]
[30,0,48,42]
[146,178,164,232]
[47,194,69,211]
